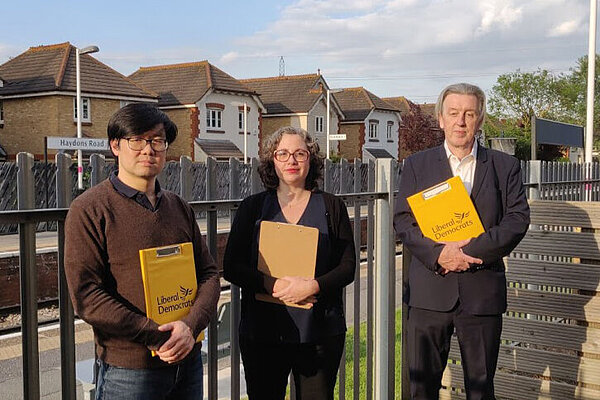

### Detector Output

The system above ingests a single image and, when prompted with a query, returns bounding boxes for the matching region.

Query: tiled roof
[129,61,256,107]
[239,74,324,114]
[195,138,243,159]
[0,42,155,99]
[333,88,399,122]
[364,148,395,158]
[382,96,411,115]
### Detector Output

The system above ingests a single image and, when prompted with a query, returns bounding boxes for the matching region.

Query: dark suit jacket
[394,144,530,315]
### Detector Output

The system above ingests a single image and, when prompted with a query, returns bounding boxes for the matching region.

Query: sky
[0,0,593,103]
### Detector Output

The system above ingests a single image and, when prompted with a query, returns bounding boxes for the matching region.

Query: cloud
[226,0,589,100]
[219,51,239,64]
[548,19,581,37]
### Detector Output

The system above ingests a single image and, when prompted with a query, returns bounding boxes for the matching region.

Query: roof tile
[129,61,255,106]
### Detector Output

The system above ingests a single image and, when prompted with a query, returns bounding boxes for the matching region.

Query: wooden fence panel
[440,201,600,399]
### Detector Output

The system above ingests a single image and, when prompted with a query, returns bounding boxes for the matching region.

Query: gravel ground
[0,305,60,331]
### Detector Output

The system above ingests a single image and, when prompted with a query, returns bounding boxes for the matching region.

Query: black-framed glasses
[273,149,310,162]
[123,137,168,152]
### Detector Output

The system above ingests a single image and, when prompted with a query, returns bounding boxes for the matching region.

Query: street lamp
[326,88,343,160]
[76,45,99,190]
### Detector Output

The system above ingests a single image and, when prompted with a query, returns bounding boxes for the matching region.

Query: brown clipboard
[256,220,318,309]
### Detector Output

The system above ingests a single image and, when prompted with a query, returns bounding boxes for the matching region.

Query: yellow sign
[139,242,203,356]
[407,176,484,242]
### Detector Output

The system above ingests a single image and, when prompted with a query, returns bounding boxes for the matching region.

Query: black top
[224,190,356,343]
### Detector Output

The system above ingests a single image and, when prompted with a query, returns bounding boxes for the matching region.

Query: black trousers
[407,302,502,400]
[240,334,345,400]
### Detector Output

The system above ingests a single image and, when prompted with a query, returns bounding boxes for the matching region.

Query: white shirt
[444,140,477,195]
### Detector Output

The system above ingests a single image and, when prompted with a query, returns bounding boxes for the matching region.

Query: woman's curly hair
[258,126,324,190]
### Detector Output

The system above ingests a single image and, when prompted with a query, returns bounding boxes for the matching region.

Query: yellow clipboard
[139,242,203,356]
[406,176,484,242]
[256,221,318,309]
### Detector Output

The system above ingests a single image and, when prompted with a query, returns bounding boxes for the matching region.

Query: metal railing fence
[0,152,399,400]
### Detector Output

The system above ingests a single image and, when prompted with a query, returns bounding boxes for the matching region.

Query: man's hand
[437,239,483,274]
[155,320,195,364]
[272,276,319,307]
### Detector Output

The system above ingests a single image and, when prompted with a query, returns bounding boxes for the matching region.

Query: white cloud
[548,19,581,37]
[226,0,588,100]
[220,51,240,64]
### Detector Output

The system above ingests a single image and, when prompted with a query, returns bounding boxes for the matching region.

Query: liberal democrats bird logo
[454,211,469,223]
[180,286,193,298]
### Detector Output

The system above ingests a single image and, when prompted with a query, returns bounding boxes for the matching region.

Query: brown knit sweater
[65,179,220,369]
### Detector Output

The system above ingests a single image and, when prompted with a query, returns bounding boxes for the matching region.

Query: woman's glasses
[273,149,310,162]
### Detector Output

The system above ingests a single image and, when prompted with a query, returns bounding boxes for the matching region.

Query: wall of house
[56,96,121,140]
[339,123,364,160]
[0,95,124,159]
[309,99,341,157]
[362,110,400,160]
[163,107,197,161]
[1,96,59,158]
[197,93,261,159]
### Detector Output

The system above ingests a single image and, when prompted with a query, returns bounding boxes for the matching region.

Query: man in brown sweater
[65,103,220,400]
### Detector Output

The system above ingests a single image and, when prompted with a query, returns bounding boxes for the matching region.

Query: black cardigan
[223,189,356,341]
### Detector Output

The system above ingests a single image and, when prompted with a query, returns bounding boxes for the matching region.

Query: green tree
[557,55,600,146]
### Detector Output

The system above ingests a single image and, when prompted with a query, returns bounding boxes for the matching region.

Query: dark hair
[107,103,177,143]
[258,126,323,190]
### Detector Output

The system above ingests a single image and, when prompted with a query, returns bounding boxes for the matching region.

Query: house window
[120,100,133,108]
[369,121,379,140]
[315,116,324,133]
[0,101,3,124]
[238,111,245,130]
[73,97,91,122]
[387,121,394,140]
[207,109,222,129]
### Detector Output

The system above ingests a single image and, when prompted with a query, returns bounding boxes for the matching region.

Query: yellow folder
[256,221,319,309]
[406,176,484,242]
[139,242,203,356]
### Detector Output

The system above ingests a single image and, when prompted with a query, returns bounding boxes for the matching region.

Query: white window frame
[386,121,394,140]
[207,108,222,129]
[315,116,324,133]
[73,97,91,122]
[369,121,379,140]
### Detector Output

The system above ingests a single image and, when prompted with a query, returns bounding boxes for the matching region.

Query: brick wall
[1,95,122,159]
[339,123,364,160]
[163,108,195,161]
[260,116,293,146]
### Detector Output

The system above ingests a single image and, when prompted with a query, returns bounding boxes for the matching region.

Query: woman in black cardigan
[223,126,356,400]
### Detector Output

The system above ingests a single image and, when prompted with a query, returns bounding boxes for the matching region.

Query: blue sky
[0,0,592,103]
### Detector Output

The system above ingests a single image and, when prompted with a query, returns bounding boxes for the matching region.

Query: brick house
[0,42,157,160]
[239,74,344,157]
[332,88,401,160]
[129,61,264,161]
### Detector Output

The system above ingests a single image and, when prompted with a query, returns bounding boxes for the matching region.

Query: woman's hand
[272,276,319,306]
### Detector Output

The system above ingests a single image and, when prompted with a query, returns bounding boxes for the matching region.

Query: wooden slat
[513,230,600,261]
[442,363,600,400]
[506,258,600,292]
[502,317,600,355]
[507,287,600,324]
[448,338,600,386]
[529,200,600,229]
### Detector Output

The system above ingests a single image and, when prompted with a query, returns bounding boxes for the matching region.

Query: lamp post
[243,102,248,164]
[326,88,343,160]
[76,45,99,190]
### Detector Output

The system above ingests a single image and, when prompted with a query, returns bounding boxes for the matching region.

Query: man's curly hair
[258,126,324,190]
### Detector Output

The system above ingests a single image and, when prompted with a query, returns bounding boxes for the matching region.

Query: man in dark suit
[394,83,530,400]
